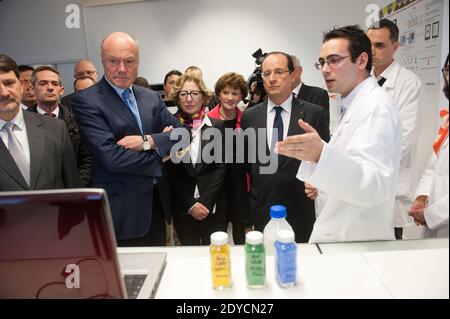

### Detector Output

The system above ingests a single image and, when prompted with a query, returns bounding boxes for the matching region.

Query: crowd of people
[0,19,448,246]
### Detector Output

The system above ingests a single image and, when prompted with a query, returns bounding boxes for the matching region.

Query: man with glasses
[61,59,99,108]
[241,51,329,243]
[71,32,187,247]
[277,26,402,243]
[368,19,426,240]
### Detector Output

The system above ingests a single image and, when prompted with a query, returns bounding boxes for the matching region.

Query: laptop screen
[0,189,127,299]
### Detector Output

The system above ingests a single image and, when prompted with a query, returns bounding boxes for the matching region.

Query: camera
[246,49,268,107]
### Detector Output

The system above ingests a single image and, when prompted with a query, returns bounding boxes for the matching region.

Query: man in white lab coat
[368,19,426,239]
[409,54,449,238]
[277,25,402,243]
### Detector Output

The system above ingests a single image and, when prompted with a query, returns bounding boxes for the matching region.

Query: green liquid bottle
[245,231,266,289]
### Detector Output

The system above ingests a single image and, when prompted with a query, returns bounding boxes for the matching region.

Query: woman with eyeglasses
[409,54,449,238]
[208,72,250,244]
[166,73,227,245]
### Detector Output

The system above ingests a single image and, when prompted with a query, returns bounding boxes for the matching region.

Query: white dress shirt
[0,108,31,165]
[374,60,426,227]
[292,82,303,98]
[297,76,402,243]
[36,105,60,118]
[266,95,292,148]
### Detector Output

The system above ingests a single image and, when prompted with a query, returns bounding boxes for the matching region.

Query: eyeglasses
[442,66,449,76]
[179,90,202,100]
[76,70,97,78]
[315,55,351,70]
[261,69,291,79]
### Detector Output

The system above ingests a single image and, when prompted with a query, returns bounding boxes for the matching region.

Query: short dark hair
[164,70,182,85]
[0,54,20,79]
[262,52,295,73]
[18,64,35,73]
[368,18,399,42]
[133,76,151,89]
[323,25,372,74]
[31,65,62,86]
[214,72,248,97]
[73,75,95,91]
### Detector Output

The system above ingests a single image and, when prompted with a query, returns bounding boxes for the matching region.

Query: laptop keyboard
[123,274,147,299]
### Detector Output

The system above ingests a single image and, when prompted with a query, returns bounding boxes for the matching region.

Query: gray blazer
[0,111,82,191]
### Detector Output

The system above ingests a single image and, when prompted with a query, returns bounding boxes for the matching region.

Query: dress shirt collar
[292,82,303,97]
[267,94,293,115]
[373,60,397,81]
[104,76,134,99]
[0,107,26,131]
[36,104,60,117]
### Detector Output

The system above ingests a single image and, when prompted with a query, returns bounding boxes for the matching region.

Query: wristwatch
[142,135,151,151]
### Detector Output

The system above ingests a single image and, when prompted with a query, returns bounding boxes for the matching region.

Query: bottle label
[211,250,232,288]
[276,244,297,285]
[246,248,266,286]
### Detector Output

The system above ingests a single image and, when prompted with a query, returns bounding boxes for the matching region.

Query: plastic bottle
[263,205,293,255]
[245,231,266,289]
[275,229,297,288]
[210,231,232,290]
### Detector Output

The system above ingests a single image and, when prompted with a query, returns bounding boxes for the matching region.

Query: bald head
[101,32,139,89]
[74,59,98,81]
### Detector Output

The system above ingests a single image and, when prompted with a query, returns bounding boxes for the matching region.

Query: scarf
[207,104,243,129]
[178,106,206,130]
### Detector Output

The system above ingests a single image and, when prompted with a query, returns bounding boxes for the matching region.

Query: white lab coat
[298,77,402,243]
[376,61,426,227]
[415,136,449,238]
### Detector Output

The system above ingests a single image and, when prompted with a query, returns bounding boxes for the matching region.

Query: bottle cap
[245,231,263,245]
[270,205,287,219]
[211,231,228,246]
[277,229,295,243]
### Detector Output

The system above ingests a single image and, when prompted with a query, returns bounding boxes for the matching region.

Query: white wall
[0,0,86,65]
[83,0,378,89]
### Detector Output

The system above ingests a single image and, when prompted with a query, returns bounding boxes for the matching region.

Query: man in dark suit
[0,54,82,191]
[241,52,330,243]
[71,32,187,246]
[291,55,330,129]
[28,65,92,187]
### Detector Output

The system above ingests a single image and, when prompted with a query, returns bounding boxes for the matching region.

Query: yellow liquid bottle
[210,231,232,290]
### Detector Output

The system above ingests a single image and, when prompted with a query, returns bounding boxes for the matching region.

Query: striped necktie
[2,122,30,186]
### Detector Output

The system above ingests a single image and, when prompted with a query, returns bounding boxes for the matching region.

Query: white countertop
[117,239,449,299]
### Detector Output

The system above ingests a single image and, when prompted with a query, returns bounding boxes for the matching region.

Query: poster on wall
[380,0,444,94]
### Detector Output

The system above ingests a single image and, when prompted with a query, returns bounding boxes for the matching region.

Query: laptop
[0,189,166,299]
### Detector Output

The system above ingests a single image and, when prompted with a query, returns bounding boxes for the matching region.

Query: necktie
[2,122,30,186]
[45,113,56,118]
[122,88,143,134]
[433,109,449,155]
[378,77,387,87]
[272,106,284,150]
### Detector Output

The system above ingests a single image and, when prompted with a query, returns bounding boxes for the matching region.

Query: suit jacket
[241,97,330,242]
[166,116,227,216]
[60,92,75,110]
[71,77,188,240]
[28,104,92,187]
[297,83,330,130]
[0,111,82,191]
